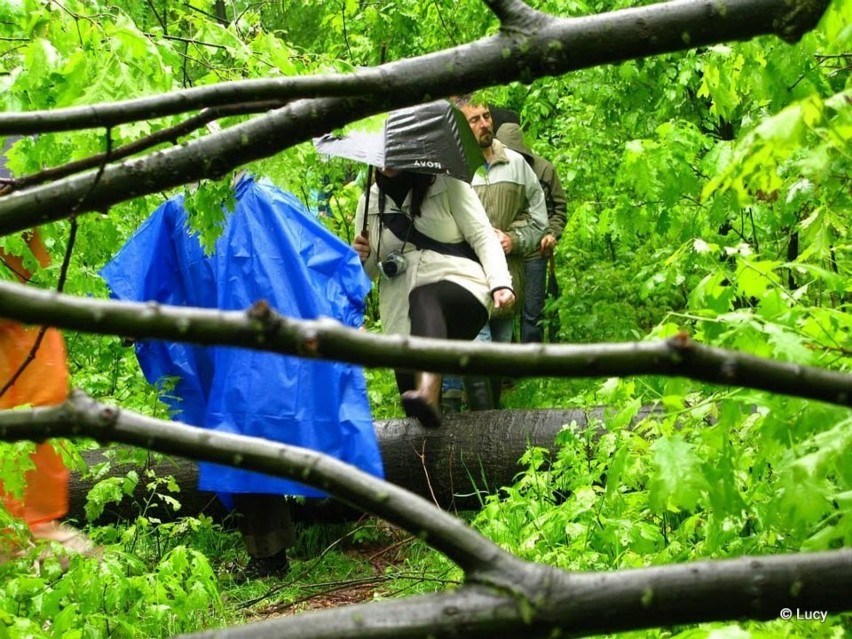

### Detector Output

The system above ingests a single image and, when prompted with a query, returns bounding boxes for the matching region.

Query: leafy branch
[0,0,830,236]
[0,390,849,639]
[0,281,850,407]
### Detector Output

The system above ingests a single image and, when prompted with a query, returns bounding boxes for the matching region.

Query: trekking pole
[360,166,374,237]
[360,42,387,238]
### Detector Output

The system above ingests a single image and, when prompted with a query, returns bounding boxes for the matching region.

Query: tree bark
[1,283,851,408]
[67,407,657,524]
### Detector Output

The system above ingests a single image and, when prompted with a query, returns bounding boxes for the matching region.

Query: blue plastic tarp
[101,175,383,498]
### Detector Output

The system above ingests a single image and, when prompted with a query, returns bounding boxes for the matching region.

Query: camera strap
[376,190,413,260]
[378,190,480,264]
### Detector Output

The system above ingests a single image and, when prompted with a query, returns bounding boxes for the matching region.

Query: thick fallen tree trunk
[68,407,657,524]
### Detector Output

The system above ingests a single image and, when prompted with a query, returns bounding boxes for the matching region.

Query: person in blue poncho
[101,174,384,578]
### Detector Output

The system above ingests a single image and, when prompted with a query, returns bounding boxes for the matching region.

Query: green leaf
[85,476,126,521]
[735,258,781,299]
[761,323,814,364]
[649,436,708,513]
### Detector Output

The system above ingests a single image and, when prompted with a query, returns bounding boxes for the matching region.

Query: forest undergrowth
[0,0,849,637]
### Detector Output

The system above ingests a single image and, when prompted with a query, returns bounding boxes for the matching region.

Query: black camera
[378,251,407,278]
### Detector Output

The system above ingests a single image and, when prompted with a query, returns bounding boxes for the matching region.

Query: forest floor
[233,521,420,621]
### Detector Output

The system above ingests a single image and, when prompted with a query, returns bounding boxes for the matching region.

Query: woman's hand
[352,232,371,263]
[492,288,515,310]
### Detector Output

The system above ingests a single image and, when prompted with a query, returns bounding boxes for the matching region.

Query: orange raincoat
[0,231,69,526]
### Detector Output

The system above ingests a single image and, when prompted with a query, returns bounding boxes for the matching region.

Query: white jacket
[354,175,513,336]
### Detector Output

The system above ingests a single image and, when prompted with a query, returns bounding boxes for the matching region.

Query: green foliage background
[0,0,849,636]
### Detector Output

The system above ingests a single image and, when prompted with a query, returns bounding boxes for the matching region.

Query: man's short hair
[451,93,488,109]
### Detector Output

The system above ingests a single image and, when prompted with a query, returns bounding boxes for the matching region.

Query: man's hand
[540,233,556,255]
[352,232,371,262]
[495,228,513,254]
[492,288,515,310]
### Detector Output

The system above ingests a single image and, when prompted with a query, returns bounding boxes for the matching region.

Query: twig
[234,0,278,26]
[258,571,461,617]
[432,0,458,45]
[182,40,190,88]
[238,523,367,609]
[181,1,220,23]
[144,0,168,35]
[256,575,389,616]
[0,256,31,282]
[0,45,27,59]
[483,0,549,33]
[4,102,285,192]
[814,53,851,60]
[414,438,441,508]
[151,33,228,50]
[368,535,416,563]
[748,207,760,253]
[340,0,353,62]
[0,217,78,400]
[0,325,48,400]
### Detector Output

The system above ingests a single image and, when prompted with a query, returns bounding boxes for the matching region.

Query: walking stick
[360,42,387,238]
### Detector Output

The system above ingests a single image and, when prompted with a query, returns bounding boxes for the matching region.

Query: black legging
[395,281,488,394]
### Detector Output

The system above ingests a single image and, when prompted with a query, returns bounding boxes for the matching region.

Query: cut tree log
[67,407,659,524]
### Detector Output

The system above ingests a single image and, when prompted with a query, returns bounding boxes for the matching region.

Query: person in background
[352,167,514,428]
[102,175,385,579]
[0,231,94,563]
[489,104,520,136]
[453,94,548,406]
[0,141,92,565]
[496,123,568,343]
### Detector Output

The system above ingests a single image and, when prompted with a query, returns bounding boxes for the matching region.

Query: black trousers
[395,281,487,394]
[232,493,296,558]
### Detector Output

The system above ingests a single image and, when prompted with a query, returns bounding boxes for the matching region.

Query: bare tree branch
[0,391,849,639]
[0,391,527,588]
[0,0,828,237]
[4,101,287,192]
[176,548,852,639]
[0,281,849,407]
[0,0,825,136]
[0,4,843,636]
[483,0,549,33]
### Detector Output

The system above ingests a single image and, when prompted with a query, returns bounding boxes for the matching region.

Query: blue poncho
[101,175,383,497]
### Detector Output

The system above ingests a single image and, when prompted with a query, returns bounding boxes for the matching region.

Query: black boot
[401,372,443,428]
[464,376,495,411]
[243,549,290,579]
